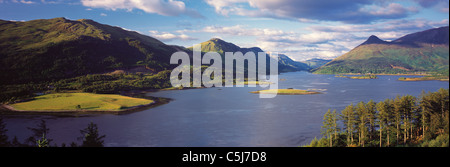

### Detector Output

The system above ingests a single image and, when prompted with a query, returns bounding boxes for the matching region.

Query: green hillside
[0,17,178,84]
[314,26,449,75]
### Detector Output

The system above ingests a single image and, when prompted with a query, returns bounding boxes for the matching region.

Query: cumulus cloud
[81,0,204,18]
[149,30,197,42]
[11,0,36,4]
[200,25,287,37]
[204,0,419,24]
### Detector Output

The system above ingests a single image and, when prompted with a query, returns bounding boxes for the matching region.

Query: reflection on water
[3,72,449,147]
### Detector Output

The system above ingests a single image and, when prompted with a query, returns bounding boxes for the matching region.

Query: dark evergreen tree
[26,120,52,146]
[79,122,106,147]
[0,117,10,147]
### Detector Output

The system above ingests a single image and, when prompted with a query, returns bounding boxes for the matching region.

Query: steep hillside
[0,17,179,84]
[314,26,449,75]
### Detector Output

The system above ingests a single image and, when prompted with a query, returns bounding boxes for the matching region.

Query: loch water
[3,72,449,147]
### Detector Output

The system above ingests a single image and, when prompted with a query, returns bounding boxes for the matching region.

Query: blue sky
[0,0,449,61]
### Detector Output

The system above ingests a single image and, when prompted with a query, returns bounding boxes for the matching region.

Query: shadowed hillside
[0,17,180,84]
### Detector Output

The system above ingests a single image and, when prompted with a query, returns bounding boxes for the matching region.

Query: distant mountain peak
[360,35,389,46]
[314,26,449,75]
[209,38,224,42]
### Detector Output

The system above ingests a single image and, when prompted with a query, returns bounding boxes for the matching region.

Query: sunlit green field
[11,93,154,111]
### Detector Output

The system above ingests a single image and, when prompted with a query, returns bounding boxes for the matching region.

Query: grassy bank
[10,93,154,112]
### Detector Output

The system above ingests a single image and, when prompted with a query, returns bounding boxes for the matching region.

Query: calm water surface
[2,72,449,147]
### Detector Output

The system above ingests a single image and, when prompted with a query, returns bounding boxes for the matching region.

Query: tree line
[0,119,105,147]
[308,88,449,147]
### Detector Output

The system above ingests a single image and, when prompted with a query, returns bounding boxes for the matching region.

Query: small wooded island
[250,89,322,95]
[398,76,449,82]
[335,75,378,79]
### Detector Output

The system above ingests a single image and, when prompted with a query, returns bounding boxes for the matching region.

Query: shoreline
[313,73,430,76]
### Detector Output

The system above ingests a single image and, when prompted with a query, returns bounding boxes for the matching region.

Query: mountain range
[314,26,449,75]
[188,38,313,72]
[0,18,314,84]
[3,17,444,86]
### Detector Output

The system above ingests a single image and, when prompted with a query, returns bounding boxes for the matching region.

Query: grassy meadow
[11,93,154,111]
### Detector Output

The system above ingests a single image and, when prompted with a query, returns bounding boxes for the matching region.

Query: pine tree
[393,96,402,145]
[340,104,356,146]
[366,100,377,141]
[419,91,432,140]
[79,122,106,147]
[402,95,417,143]
[321,110,333,147]
[331,109,339,143]
[356,101,368,147]
[321,109,337,147]
[37,134,49,147]
[11,136,23,147]
[26,120,52,146]
[376,101,386,147]
[377,99,393,147]
[0,117,9,147]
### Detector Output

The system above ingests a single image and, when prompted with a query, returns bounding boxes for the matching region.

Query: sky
[0,0,449,61]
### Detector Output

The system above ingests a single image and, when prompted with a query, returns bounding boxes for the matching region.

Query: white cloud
[100,13,107,16]
[149,30,197,42]
[81,0,203,18]
[11,0,36,4]
[200,25,287,37]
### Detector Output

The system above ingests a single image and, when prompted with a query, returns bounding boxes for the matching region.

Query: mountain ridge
[314,26,449,75]
[0,17,180,84]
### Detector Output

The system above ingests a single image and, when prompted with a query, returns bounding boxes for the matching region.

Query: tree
[355,101,368,147]
[79,122,106,147]
[331,109,339,143]
[321,109,336,147]
[393,96,402,145]
[366,100,377,141]
[377,99,393,147]
[340,104,356,146]
[26,120,52,146]
[420,90,434,140]
[0,117,9,147]
[37,134,49,147]
[11,136,23,147]
[401,95,417,143]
